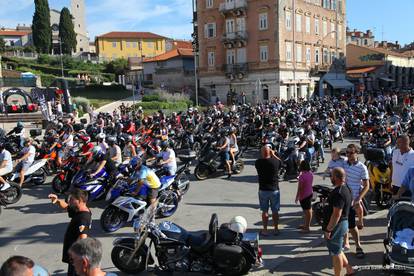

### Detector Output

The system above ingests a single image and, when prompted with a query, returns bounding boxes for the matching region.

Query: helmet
[79,135,91,144]
[129,156,142,168]
[125,135,133,143]
[92,146,104,160]
[228,216,247,234]
[17,121,24,128]
[96,133,106,140]
[107,136,117,144]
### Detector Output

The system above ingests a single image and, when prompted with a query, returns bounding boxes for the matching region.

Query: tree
[0,37,5,53]
[105,58,128,76]
[58,7,77,55]
[32,0,52,53]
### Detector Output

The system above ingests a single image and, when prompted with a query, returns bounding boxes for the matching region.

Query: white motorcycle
[8,159,48,186]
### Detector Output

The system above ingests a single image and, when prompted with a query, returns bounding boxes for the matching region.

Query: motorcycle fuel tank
[158,221,188,244]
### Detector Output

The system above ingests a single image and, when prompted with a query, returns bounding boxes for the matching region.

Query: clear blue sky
[0,0,412,45]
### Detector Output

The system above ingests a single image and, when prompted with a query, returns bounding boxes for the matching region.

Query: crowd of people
[2,90,414,275]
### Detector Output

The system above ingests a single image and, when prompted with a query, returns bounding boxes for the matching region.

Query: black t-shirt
[323,184,352,231]
[95,153,117,173]
[62,208,92,263]
[255,158,281,191]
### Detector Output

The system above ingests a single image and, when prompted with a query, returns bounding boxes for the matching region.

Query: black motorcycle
[111,209,261,275]
[311,185,332,225]
[194,142,244,181]
[0,183,22,205]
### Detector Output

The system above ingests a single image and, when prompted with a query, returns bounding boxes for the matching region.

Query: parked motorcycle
[0,182,22,205]
[7,159,48,186]
[111,210,261,275]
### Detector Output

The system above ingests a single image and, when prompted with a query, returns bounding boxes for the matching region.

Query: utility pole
[59,38,64,78]
[192,0,199,107]
[292,0,296,100]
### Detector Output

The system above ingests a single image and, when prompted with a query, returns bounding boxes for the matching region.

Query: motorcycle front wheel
[176,173,190,195]
[194,164,210,180]
[32,169,46,185]
[157,191,179,218]
[2,183,22,205]
[52,174,70,194]
[100,206,128,233]
[111,245,147,274]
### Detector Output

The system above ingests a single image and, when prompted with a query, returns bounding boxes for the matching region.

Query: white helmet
[96,133,106,140]
[229,216,247,234]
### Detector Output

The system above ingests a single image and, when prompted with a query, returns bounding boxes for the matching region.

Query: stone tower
[70,0,89,53]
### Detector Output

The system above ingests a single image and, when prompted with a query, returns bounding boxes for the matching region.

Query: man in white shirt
[391,135,414,195]
[15,138,36,187]
[0,143,13,189]
[158,141,177,176]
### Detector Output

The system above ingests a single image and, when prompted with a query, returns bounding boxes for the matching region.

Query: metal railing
[224,63,249,74]
[219,0,247,13]
[222,31,248,41]
[0,78,37,88]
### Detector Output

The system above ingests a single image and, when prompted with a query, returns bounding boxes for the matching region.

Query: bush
[72,97,90,113]
[39,73,56,87]
[142,94,161,102]
[135,101,189,111]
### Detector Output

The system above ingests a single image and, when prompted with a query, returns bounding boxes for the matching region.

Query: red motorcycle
[51,149,82,194]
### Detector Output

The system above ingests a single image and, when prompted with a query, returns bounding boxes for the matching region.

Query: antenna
[381,25,384,41]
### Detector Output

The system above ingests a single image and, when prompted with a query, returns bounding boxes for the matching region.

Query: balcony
[219,0,247,16]
[223,63,249,79]
[221,31,248,48]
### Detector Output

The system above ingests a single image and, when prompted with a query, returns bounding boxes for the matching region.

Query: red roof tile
[143,48,193,63]
[0,30,31,36]
[171,40,192,49]
[97,31,166,39]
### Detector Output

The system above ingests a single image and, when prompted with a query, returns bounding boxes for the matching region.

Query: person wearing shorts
[255,146,281,236]
[324,167,354,276]
[295,161,313,233]
[14,138,36,187]
[0,143,13,189]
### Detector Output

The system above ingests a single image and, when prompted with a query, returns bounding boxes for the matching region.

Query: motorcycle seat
[187,231,213,254]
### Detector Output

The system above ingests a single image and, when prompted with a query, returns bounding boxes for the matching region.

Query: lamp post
[59,38,64,78]
[192,0,199,107]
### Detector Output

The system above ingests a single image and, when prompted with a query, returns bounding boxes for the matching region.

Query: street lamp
[59,38,64,78]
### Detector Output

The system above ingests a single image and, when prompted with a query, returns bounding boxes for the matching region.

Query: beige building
[346,28,375,48]
[196,0,348,103]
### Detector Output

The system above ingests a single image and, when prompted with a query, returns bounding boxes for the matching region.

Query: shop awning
[379,77,395,82]
[346,66,377,74]
[325,79,354,89]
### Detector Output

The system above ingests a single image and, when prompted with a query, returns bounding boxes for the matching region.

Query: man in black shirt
[48,189,92,276]
[255,146,281,236]
[324,167,354,276]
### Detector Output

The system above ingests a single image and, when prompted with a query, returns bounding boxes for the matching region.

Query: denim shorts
[220,151,230,162]
[259,190,280,213]
[326,220,349,256]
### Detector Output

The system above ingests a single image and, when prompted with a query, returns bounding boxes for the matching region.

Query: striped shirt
[342,161,369,199]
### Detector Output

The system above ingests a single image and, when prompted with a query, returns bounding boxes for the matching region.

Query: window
[338,0,343,13]
[147,42,153,49]
[226,49,235,64]
[259,13,268,30]
[112,42,117,48]
[286,11,292,31]
[204,23,216,38]
[126,41,130,48]
[323,48,329,63]
[286,42,292,61]
[237,48,246,63]
[132,42,137,48]
[208,51,215,67]
[315,18,319,35]
[296,44,302,62]
[331,51,336,62]
[315,48,320,64]
[331,23,335,38]
[306,47,311,64]
[226,19,235,33]
[332,0,337,10]
[296,14,302,32]
[206,0,213,8]
[338,25,342,40]
[323,21,327,36]
[236,17,246,32]
[260,45,268,62]
[305,16,311,33]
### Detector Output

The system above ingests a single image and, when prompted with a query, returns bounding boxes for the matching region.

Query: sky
[0,0,412,45]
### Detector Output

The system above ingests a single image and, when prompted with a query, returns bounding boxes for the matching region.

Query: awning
[325,79,354,89]
[346,66,377,74]
[379,77,395,82]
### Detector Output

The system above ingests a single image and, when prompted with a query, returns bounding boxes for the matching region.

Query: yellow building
[95,32,167,61]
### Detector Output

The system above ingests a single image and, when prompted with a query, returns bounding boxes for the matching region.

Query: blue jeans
[326,220,349,256]
[305,147,315,162]
[259,190,280,213]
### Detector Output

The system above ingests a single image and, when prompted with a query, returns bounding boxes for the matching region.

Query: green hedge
[142,94,161,102]
[72,97,90,113]
[135,101,189,110]
[39,73,57,87]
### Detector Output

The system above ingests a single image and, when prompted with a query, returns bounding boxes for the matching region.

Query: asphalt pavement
[0,138,394,276]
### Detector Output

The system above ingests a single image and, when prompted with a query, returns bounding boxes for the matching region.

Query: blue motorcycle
[71,169,111,201]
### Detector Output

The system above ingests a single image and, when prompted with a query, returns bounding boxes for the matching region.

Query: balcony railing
[219,0,247,14]
[222,31,248,48]
[224,63,249,78]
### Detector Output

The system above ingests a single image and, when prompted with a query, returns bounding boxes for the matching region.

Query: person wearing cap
[0,142,13,188]
[14,138,36,187]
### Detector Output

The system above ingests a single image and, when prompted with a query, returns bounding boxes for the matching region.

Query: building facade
[96,32,168,62]
[347,44,414,92]
[346,28,375,48]
[196,0,347,103]
[0,30,32,47]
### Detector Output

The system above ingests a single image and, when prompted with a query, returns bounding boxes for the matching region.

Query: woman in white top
[229,127,239,165]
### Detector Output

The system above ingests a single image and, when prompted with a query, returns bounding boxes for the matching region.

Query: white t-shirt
[0,149,13,171]
[22,145,36,164]
[160,148,177,172]
[392,149,414,187]
[63,133,74,148]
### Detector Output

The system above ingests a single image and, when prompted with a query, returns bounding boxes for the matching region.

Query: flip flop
[355,247,365,259]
